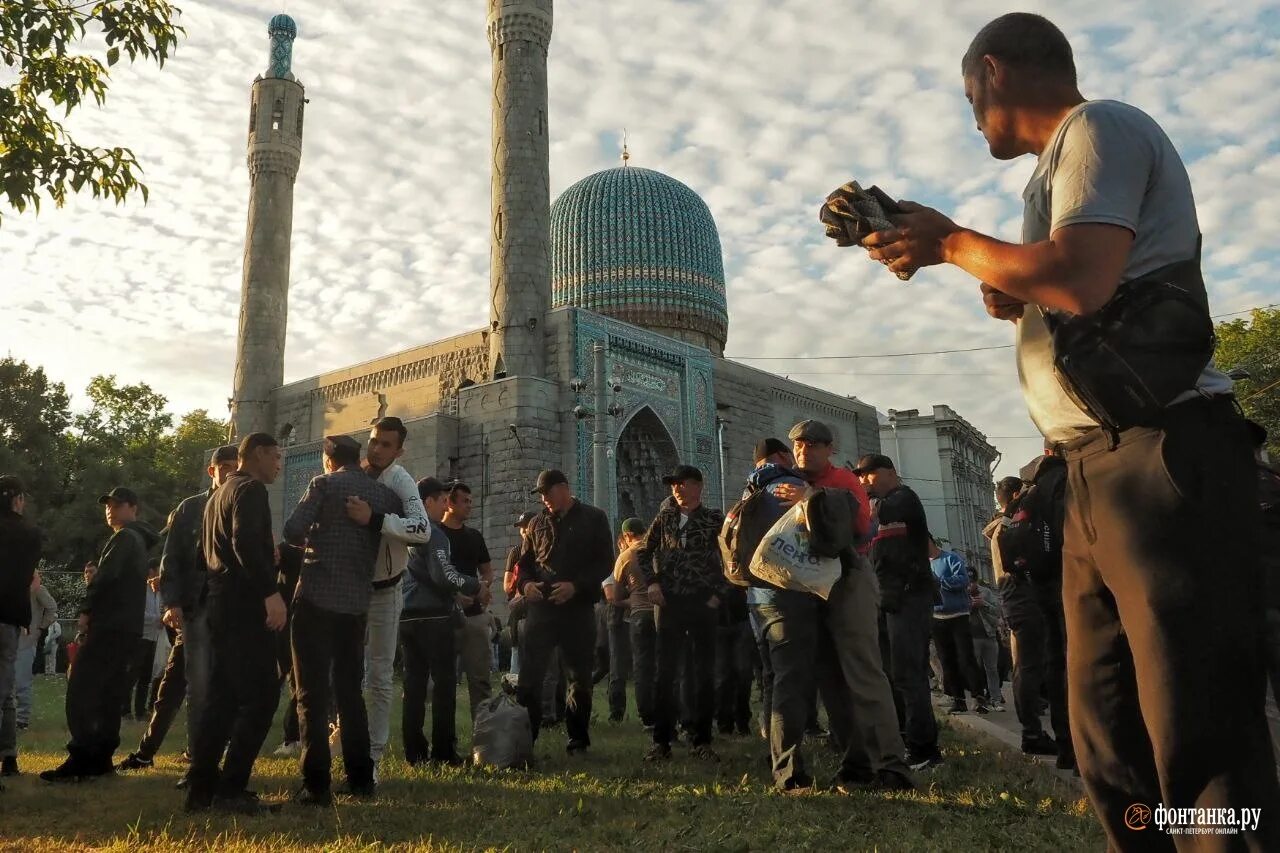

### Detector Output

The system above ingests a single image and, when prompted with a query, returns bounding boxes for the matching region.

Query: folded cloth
[819,181,914,281]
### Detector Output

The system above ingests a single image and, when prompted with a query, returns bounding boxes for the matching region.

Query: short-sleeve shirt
[1016,99,1231,442]
[442,524,491,616]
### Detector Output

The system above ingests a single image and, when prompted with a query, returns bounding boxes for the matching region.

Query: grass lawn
[0,672,1101,851]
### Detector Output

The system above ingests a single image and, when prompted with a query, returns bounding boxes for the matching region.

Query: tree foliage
[0,356,224,571]
[1,0,184,225]
[1215,307,1280,460]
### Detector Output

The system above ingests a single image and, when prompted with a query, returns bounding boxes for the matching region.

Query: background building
[880,405,998,581]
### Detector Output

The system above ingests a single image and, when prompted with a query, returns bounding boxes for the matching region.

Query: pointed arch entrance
[615,406,680,525]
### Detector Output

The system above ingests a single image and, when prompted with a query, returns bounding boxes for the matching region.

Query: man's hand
[264,592,287,631]
[773,483,804,509]
[345,496,372,526]
[707,595,720,609]
[981,282,1025,321]
[77,613,89,633]
[549,582,575,605]
[457,594,475,608]
[647,583,666,608]
[162,607,184,631]
[523,581,544,602]
[863,202,961,275]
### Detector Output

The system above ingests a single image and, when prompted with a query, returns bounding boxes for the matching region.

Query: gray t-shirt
[1016,99,1231,442]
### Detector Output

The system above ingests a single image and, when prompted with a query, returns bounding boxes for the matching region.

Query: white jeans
[364,581,403,762]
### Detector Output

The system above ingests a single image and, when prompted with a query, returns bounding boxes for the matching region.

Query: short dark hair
[962,13,1076,85]
[447,481,472,500]
[323,434,361,468]
[996,476,1024,505]
[238,433,278,461]
[417,476,448,501]
[372,416,407,447]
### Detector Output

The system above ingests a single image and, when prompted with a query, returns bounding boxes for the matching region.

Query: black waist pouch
[1047,246,1215,433]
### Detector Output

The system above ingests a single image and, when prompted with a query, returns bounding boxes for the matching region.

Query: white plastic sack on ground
[472,692,533,770]
[748,503,843,599]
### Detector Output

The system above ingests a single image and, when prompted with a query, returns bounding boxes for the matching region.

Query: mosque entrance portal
[615,406,680,525]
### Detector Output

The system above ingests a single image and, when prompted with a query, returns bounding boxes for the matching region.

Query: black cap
[620,517,646,536]
[661,464,704,485]
[753,437,790,463]
[852,453,895,475]
[210,444,239,465]
[514,510,538,528]
[417,477,448,500]
[0,475,25,504]
[788,419,834,445]
[1246,419,1268,449]
[531,469,569,495]
[98,486,139,506]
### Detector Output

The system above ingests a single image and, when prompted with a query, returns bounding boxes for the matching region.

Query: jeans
[606,606,631,720]
[931,616,986,704]
[714,621,753,733]
[0,625,18,759]
[653,595,717,747]
[516,602,594,744]
[14,643,35,726]
[400,615,458,762]
[748,604,774,741]
[884,590,938,760]
[186,580,282,804]
[972,636,1002,705]
[1005,586,1051,741]
[456,611,493,720]
[363,582,402,761]
[292,598,372,793]
[628,610,656,726]
[1062,399,1280,850]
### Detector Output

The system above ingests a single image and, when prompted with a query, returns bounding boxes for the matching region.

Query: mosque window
[272,99,283,131]
[295,102,304,137]
[249,98,257,134]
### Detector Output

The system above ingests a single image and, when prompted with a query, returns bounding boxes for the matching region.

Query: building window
[295,101,304,137]
[249,98,257,134]
[271,99,283,132]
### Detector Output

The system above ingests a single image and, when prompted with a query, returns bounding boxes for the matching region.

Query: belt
[1055,394,1236,457]
[372,572,403,591]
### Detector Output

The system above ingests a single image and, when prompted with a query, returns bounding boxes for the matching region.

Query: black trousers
[278,600,299,744]
[1061,398,1280,851]
[65,628,135,771]
[138,627,181,760]
[714,621,753,733]
[931,616,986,704]
[1032,575,1071,750]
[653,595,717,747]
[123,637,157,719]
[606,606,631,720]
[1003,579,1063,742]
[186,580,281,804]
[291,597,372,793]
[516,602,595,744]
[883,590,938,759]
[629,610,657,726]
[400,615,458,762]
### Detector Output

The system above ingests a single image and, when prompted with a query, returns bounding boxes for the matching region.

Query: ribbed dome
[551,167,728,354]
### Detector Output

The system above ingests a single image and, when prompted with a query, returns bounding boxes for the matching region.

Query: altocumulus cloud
[1,0,1277,475]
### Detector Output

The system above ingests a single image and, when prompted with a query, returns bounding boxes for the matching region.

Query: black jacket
[869,484,934,613]
[637,498,727,600]
[0,510,41,630]
[201,471,276,599]
[402,522,481,618]
[159,489,211,612]
[515,499,614,606]
[83,520,160,636]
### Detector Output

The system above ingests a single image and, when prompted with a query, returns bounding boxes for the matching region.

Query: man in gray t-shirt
[851,12,1279,849]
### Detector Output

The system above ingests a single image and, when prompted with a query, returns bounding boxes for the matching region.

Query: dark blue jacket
[402,522,480,618]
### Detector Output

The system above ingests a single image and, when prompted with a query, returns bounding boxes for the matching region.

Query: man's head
[238,433,282,484]
[619,516,646,548]
[445,481,474,523]
[418,477,450,523]
[0,474,26,516]
[366,417,407,473]
[753,437,793,469]
[662,465,704,512]
[961,13,1079,160]
[98,486,139,530]
[788,420,835,475]
[322,434,362,473]
[208,445,239,489]
[531,469,572,515]
[853,453,899,497]
[513,510,537,539]
[995,476,1025,512]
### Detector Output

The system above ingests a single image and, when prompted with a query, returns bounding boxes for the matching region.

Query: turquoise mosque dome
[550,166,728,355]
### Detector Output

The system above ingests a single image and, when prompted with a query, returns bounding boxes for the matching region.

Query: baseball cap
[852,453,895,475]
[98,486,139,506]
[417,476,448,500]
[0,475,25,503]
[788,419,834,445]
[661,464,703,485]
[210,444,239,465]
[531,469,569,495]
[620,517,646,536]
[753,437,789,463]
[513,510,538,528]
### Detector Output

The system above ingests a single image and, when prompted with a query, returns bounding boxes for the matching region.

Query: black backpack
[719,486,777,588]
[1000,458,1066,578]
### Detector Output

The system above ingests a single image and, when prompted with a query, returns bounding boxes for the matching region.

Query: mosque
[229,4,883,556]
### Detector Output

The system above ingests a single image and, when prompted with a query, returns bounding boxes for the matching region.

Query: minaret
[230,14,304,440]
[487,0,552,380]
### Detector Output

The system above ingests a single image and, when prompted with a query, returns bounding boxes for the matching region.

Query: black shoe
[293,787,333,807]
[40,759,90,784]
[974,699,991,715]
[430,752,465,767]
[338,781,377,798]
[947,700,968,715]
[175,776,190,790]
[1055,745,1077,770]
[565,739,589,755]
[1021,734,1058,756]
[117,752,154,771]
[184,792,214,812]
[906,750,943,772]
[643,743,671,762]
[214,791,282,815]
[1,756,18,777]
[870,769,916,791]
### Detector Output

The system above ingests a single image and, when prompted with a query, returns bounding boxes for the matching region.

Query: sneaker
[907,751,944,772]
[565,739,590,756]
[689,744,720,763]
[1,756,18,777]
[174,777,190,790]
[273,741,300,758]
[214,791,282,815]
[992,701,1007,712]
[1021,734,1058,756]
[975,699,991,715]
[947,700,968,715]
[117,752,154,771]
[644,743,672,762]
[292,787,333,807]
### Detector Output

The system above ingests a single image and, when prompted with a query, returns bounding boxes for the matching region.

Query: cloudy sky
[3,0,1278,476]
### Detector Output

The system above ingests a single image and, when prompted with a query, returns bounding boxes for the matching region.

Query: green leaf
[106,47,119,66]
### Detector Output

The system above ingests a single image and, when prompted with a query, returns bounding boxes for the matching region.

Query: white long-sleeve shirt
[372,462,430,587]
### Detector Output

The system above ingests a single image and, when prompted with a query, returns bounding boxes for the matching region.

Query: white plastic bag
[748,503,843,599]
[471,692,533,770]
